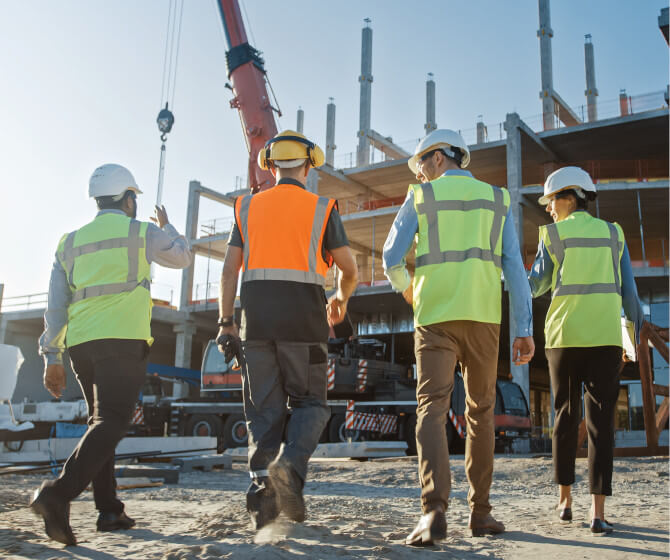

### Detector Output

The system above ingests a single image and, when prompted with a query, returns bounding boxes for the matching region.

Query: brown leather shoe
[469,512,505,537]
[405,509,447,547]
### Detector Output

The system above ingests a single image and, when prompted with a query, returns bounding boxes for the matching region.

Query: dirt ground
[0,454,668,559]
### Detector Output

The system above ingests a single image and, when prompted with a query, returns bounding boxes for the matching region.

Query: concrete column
[356,19,373,167]
[0,283,4,313]
[179,181,200,310]
[326,98,336,166]
[584,35,598,122]
[537,0,555,130]
[174,321,196,369]
[504,113,530,405]
[619,89,630,116]
[296,107,304,134]
[425,73,437,134]
[476,115,487,144]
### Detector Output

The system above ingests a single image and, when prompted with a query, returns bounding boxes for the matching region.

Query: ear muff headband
[263,135,316,166]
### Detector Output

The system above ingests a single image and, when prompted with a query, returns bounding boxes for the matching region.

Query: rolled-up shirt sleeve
[382,189,417,293]
[528,238,554,298]
[39,256,71,366]
[146,223,192,269]
[501,209,533,338]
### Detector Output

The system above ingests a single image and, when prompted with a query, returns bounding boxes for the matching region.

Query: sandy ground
[0,454,668,559]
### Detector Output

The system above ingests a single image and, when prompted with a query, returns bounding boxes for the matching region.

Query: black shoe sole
[30,497,77,546]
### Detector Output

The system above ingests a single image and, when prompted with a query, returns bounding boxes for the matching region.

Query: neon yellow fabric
[411,175,509,327]
[57,213,153,347]
[540,211,624,348]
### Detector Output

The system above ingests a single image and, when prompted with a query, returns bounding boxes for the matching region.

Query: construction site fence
[333,89,667,170]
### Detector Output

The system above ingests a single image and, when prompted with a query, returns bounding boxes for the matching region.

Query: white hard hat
[539,166,596,205]
[408,129,471,174]
[88,163,142,199]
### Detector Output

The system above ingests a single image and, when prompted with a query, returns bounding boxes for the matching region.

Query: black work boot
[269,459,305,523]
[30,481,77,546]
[97,511,136,531]
[246,478,279,531]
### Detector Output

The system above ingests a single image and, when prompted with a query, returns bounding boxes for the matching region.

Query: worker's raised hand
[43,364,66,399]
[327,295,348,326]
[151,205,169,228]
[512,336,535,366]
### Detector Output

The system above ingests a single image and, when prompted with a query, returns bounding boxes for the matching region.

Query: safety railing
[1,292,48,311]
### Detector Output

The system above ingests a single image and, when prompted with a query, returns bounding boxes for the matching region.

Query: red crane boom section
[217,0,278,193]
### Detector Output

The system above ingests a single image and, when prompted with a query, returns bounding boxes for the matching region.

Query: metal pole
[371,216,375,285]
[538,0,555,130]
[357,19,373,167]
[636,189,647,263]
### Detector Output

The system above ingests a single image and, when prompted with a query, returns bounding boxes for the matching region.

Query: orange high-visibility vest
[234,181,336,287]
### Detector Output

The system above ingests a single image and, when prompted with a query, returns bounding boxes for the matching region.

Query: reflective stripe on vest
[545,221,622,298]
[415,182,506,268]
[237,193,331,287]
[59,220,148,302]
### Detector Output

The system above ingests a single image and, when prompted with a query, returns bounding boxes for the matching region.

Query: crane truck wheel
[223,414,248,448]
[328,413,361,443]
[184,414,223,438]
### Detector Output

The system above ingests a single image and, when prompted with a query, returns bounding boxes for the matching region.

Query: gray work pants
[241,340,330,482]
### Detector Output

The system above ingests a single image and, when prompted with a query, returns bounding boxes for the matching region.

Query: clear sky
[1,0,667,303]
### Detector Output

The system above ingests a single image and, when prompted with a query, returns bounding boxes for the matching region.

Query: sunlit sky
[1,0,667,304]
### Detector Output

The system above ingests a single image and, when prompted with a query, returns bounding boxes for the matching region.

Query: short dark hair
[96,190,135,210]
[554,188,595,210]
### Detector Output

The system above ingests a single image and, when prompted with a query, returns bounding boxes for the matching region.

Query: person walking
[383,129,535,546]
[217,130,358,531]
[528,166,644,534]
[33,163,192,545]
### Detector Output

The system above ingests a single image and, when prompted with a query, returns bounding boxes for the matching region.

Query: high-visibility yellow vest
[57,212,153,347]
[411,175,510,327]
[540,211,624,348]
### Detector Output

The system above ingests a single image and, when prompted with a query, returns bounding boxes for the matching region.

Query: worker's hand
[512,336,535,366]
[151,205,169,228]
[216,324,239,346]
[327,295,348,326]
[402,285,413,305]
[43,364,66,399]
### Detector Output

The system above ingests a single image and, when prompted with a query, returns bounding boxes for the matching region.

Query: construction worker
[33,164,192,545]
[217,130,358,531]
[383,129,535,546]
[528,166,644,534]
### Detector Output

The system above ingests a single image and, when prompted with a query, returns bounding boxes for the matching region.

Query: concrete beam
[197,183,236,207]
[366,129,410,160]
[348,239,382,259]
[522,179,669,195]
[519,194,550,223]
[318,165,386,199]
[515,116,561,162]
[340,205,399,222]
[551,89,581,127]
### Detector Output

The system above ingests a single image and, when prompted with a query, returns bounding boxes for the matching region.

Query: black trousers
[546,346,621,496]
[50,339,148,513]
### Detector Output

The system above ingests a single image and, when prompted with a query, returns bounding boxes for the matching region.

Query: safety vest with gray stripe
[234,183,336,287]
[411,175,510,327]
[56,212,153,348]
[540,211,624,348]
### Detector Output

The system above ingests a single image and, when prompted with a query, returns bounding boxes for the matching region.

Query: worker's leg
[276,341,330,482]
[414,322,459,514]
[241,340,288,477]
[51,339,148,509]
[583,346,621,508]
[547,347,583,489]
[460,321,500,516]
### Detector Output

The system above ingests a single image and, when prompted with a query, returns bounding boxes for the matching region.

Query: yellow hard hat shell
[257,130,325,170]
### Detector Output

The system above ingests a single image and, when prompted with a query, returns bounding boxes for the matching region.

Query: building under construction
[1,2,668,445]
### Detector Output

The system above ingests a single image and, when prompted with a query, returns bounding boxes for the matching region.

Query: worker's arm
[382,189,417,304]
[500,209,535,364]
[620,242,645,342]
[327,246,358,325]
[38,254,71,398]
[145,205,192,269]
[527,238,554,298]
[217,244,243,341]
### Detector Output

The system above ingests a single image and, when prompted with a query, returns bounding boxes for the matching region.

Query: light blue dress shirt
[527,210,645,341]
[382,169,533,338]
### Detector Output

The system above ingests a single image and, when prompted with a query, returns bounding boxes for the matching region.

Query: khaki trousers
[415,320,500,515]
